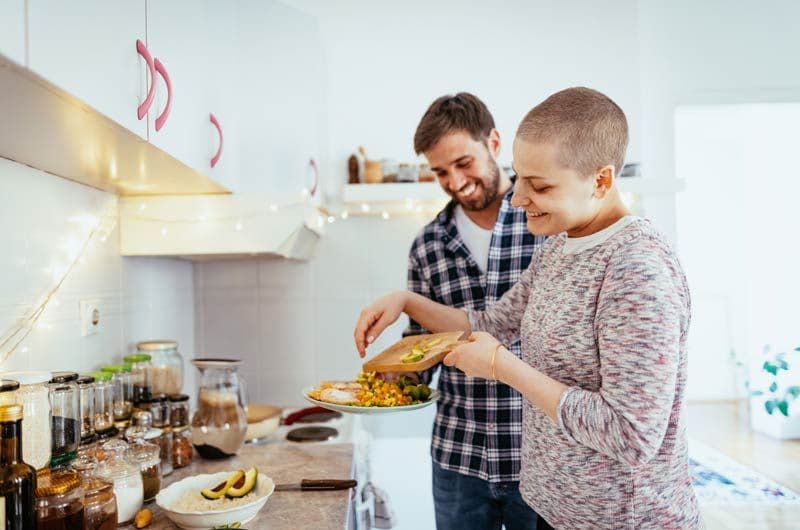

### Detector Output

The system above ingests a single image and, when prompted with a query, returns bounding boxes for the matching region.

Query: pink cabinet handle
[210,113,223,168]
[136,39,156,120]
[154,58,172,131]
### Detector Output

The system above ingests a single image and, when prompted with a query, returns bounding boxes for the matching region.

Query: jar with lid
[397,163,419,183]
[77,376,95,446]
[35,469,85,530]
[101,365,133,428]
[0,371,52,469]
[137,340,183,395]
[122,354,152,407]
[148,394,173,476]
[91,372,117,440]
[126,410,171,478]
[49,371,81,467]
[129,437,161,502]
[0,379,19,406]
[171,426,193,469]
[169,393,190,428]
[96,439,143,526]
[71,457,118,530]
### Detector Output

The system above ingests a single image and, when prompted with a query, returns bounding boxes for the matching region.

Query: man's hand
[354,291,408,357]
[442,331,501,379]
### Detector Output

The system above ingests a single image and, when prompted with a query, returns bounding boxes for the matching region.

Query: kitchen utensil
[362,331,467,373]
[274,479,357,491]
[360,146,382,184]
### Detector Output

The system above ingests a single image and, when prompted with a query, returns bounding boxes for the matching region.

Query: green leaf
[765,400,776,415]
[769,382,779,393]
[762,362,778,376]
[778,360,790,371]
[786,386,800,399]
[794,346,800,352]
[750,390,764,397]
[777,401,789,417]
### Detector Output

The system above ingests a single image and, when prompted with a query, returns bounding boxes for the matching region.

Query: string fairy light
[0,203,118,364]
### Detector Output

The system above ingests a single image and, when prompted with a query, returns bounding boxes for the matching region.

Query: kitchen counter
[145,442,355,529]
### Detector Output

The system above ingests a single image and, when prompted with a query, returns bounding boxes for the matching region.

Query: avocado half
[226,467,258,498]
[201,470,245,500]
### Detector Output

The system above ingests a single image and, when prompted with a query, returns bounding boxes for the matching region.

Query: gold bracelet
[491,343,503,381]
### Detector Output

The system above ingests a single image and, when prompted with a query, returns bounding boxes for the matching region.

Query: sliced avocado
[400,351,424,364]
[201,470,244,500]
[423,338,442,349]
[226,467,258,498]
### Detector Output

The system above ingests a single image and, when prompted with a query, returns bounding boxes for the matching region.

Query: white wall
[290,0,643,198]
[0,158,196,396]
[637,0,800,243]
[675,104,800,401]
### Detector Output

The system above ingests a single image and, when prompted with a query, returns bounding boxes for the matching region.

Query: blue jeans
[432,461,538,530]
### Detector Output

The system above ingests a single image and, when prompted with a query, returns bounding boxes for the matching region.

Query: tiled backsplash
[0,158,196,395]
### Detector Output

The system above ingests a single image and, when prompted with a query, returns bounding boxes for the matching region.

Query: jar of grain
[136,340,183,396]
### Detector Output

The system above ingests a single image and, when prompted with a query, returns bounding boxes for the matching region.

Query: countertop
[144,442,355,529]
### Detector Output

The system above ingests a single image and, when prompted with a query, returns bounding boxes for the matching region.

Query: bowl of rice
[155,471,275,529]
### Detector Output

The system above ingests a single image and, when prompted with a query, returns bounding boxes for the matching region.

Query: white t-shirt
[454,205,494,273]
[562,215,638,254]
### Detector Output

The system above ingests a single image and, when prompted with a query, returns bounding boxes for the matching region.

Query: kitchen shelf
[0,53,228,197]
[341,182,449,216]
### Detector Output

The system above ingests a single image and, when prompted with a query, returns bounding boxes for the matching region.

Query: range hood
[119,193,323,261]
[1,53,323,261]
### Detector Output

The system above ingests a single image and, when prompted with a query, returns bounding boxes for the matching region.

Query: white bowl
[155,471,275,530]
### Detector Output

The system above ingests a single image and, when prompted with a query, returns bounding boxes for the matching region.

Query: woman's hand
[442,332,501,379]
[354,291,408,357]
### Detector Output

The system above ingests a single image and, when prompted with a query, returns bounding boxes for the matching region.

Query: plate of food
[303,372,439,414]
[156,467,272,529]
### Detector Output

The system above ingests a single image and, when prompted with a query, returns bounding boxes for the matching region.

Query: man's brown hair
[414,93,495,155]
[516,87,628,176]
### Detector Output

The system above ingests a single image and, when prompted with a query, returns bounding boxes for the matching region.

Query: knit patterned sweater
[469,218,703,529]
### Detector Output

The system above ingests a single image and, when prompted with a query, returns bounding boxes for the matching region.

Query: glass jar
[169,393,190,428]
[0,370,52,469]
[101,365,133,428]
[70,458,118,530]
[49,371,81,467]
[171,426,193,469]
[77,376,95,445]
[129,437,161,502]
[96,439,143,526]
[35,469,85,530]
[0,379,20,405]
[191,359,248,459]
[137,340,183,395]
[148,394,173,476]
[122,354,152,407]
[91,372,117,440]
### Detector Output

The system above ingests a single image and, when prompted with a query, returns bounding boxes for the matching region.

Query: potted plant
[749,344,800,439]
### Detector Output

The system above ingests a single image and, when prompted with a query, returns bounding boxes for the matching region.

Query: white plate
[156,471,274,529]
[302,386,439,414]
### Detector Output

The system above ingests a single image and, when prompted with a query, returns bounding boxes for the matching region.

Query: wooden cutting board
[362,331,467,373]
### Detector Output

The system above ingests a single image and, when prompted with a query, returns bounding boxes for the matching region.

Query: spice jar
[169,394,190,428]
[0,379,19,405]
[0,370,52,469]
[71,458,118,530]
[171,427,193,469]
[77,376,96,445]
[137,340,183,395]
[122,354,152,407]
[102,365,133,428]
[96,439,143,526]
[148,394,173,476]
[92,371,117,440]
[49,371,81,467]
[129,438,161,502]
[35,469,85,530]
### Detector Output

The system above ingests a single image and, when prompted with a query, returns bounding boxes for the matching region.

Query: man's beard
[454,160,501,212]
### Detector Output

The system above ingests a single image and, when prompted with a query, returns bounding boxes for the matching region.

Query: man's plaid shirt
[405,181,546,483]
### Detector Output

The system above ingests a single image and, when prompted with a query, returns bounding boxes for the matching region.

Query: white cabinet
[145,0,213,175]
[0,0,26,65]
[27,0,149,139]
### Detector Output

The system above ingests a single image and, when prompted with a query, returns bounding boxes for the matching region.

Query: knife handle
[301,479,358,490]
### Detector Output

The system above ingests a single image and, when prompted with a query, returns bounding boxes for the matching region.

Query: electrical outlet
[80,299,101,336]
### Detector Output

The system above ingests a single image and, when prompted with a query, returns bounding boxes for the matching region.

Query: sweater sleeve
[557,237,689,468]
[467,258,535,345]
